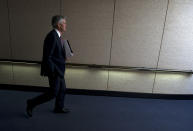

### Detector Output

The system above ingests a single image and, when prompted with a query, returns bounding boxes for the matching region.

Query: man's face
[58,19,67,32]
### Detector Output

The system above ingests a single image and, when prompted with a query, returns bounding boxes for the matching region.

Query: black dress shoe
[26,100,34,117]
[53,108,70,113]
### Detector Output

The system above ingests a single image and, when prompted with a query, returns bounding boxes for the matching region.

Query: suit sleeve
[44,34,57,74]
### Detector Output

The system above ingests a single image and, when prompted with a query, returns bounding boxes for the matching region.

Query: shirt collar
[54,28,61,38]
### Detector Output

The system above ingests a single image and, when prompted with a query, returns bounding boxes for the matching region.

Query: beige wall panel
[158,0,193,70]
[0,62,13,84]
[61,0,114,65]
[0,0,11,59]
[65,68,108,90]
[9,0,60,61]
[153,72,193,94]
[13,63,49,87]
[111,0,168,68]
[108,70,155,93]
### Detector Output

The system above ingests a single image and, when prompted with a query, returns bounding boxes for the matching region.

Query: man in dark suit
[26,15,70,117]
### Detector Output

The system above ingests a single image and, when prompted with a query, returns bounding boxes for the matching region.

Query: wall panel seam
[152,0,170,93]
[107,0,117,90]
[6,0,15,84]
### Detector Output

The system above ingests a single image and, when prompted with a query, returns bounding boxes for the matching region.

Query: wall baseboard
[0,84,193,100]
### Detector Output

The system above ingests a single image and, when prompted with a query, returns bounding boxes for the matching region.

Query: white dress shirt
[54,28,63,48]
[54,28,61,38]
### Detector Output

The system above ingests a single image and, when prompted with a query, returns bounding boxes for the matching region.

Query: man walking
[26,15,70,117]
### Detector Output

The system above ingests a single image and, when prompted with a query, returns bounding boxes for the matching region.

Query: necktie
[60,37,67,59]
[60,37,64,48]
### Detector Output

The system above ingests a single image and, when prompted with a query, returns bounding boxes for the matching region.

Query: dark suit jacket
[40,29,66,78]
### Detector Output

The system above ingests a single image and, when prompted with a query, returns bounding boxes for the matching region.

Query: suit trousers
[30,74,66,110]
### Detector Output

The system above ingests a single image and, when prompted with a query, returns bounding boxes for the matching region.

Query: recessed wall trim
[0,59,192,73]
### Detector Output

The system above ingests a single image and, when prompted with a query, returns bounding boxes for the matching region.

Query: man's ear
[57,24,60,29]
